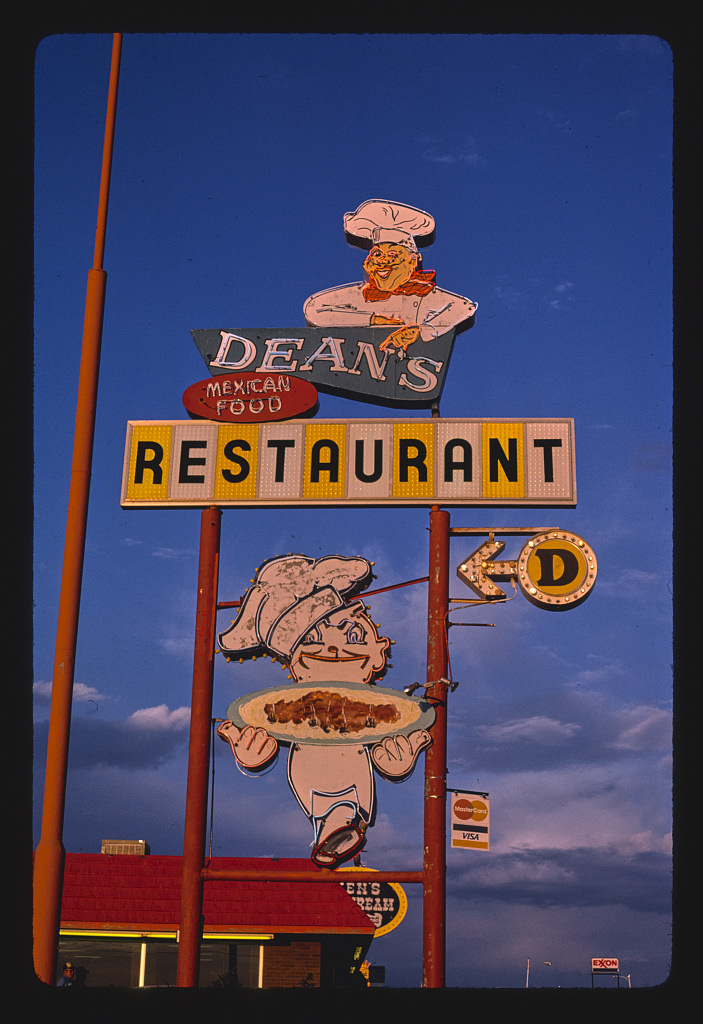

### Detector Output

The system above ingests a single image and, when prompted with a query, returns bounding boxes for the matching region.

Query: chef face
[363,242,417,292]
[289,603,390,685]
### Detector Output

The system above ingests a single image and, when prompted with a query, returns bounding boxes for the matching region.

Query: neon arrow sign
[457,530,597,610]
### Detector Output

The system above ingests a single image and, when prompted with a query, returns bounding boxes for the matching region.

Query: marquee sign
[120,418,576,508]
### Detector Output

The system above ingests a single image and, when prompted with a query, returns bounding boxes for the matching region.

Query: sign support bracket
[175,505,453,988]
[422,506,450,988]
[177,506,222,987]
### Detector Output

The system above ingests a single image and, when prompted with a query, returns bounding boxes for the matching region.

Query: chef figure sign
[304,199,477,357]
[216,554,435,868]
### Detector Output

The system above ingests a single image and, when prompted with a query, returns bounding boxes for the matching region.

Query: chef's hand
[217,720,278,771]
[378,324,421,355]
[370,729,432,779]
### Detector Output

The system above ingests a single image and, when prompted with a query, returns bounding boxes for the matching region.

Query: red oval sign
[183,373,319,423]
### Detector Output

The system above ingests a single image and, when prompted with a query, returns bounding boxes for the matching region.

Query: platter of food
[225,681,435,746]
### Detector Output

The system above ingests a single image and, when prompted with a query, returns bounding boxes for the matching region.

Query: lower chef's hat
[218,554,373,661]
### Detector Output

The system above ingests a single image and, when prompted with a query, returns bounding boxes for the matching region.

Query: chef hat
[218,554,373,661]
[343,199,435,253]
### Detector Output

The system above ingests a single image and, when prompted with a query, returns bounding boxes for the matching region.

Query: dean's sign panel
[192,327,462,409]
[120,418,576,508]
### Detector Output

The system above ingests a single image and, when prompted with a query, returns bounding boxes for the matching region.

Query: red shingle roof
[61,854,375,936]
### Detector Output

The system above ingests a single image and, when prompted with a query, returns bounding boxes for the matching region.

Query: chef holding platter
[216,554,433,868]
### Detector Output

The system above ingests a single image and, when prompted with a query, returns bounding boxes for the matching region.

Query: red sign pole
[177,506,222,987]
[423,506,450,987]
[33,34,122,985]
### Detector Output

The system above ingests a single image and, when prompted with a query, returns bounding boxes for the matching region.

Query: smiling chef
[216,554,432,869]
[303,199,477,357]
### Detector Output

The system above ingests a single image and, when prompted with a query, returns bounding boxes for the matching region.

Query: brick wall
[262,941,321,988]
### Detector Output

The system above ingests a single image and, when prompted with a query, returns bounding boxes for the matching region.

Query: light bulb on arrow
[457,537,518,601]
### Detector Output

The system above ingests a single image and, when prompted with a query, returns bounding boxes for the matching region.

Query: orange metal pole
[202,869,425,884]
[177,507,222,987]
[33,34,122,986]
[423,506,450,988]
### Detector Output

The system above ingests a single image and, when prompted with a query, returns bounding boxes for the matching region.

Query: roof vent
[101,839,150,856]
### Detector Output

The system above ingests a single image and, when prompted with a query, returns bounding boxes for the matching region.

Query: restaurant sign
[457,530,597,609]
[191,325,463,409]
[120,417,576,508]
[182,371,319,423]
[339,868,407,937]
[191,199,478,410]
[216,553,434,869]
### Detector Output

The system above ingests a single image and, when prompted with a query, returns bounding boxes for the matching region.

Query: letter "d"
[532,547,579,587]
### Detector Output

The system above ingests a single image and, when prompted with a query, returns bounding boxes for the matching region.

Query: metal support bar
[423,506,450,988]
[202,869,424,884]
[32,34,122,986]
[449,527,557,536]
[176,507,222,987]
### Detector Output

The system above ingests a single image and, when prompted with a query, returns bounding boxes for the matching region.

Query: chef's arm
[304,291,374,327]
[418,293,477,340]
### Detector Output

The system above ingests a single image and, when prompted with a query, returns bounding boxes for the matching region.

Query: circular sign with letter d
[517,531,597,610]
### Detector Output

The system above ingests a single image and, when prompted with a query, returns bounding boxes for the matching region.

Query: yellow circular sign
[337,867,408,937]
[517,532,596,609]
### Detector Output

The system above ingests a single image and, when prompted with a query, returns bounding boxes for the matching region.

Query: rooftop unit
[100,839,150,856]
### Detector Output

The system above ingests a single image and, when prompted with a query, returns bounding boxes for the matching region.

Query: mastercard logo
[470,800,488,822]
[453,799,473,820]
[453,798,488,822]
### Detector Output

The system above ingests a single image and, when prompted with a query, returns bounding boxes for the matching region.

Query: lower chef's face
[289,604,390,684]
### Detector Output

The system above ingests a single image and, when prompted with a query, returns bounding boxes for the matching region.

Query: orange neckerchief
[363,269,436,301]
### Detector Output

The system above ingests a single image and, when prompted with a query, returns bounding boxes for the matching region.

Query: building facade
[54,847,375,988]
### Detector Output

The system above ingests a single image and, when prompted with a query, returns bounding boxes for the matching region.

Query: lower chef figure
[216,554,432,868]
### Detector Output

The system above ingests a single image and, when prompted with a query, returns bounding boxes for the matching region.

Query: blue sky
[32,33,673,989]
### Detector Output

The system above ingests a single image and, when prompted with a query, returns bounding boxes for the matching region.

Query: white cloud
[622,830,672,855]
[420,134,480,166]
[33,680,109,704]
[477,715,580,746]
[487,761,671,856]
[566,659,626,688]
[609,705,671,751]
[493,282,529,308]
[594,567,662,602]
[158,636,193,657]
[619,568,660,586]
[548,280,574,309]
[127,704,190,730]
[151,546,194,560]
